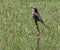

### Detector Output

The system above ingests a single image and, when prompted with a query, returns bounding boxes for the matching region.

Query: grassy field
[0,0,60,50]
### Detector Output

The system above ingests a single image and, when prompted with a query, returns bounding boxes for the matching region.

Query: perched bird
[31,6,45,29]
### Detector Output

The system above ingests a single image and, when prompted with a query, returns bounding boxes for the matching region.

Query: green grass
[0,0,60,50]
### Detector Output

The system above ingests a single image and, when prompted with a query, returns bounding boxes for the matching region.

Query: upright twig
[36,26,40,50]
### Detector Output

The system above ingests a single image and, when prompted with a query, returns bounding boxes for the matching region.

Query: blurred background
[0,0,60,50]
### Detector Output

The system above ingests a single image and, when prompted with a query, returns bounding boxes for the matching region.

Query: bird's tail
[41,21,45,26]
[41,21,51,31]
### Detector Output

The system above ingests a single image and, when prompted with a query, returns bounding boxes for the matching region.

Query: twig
[36,27,40,50]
